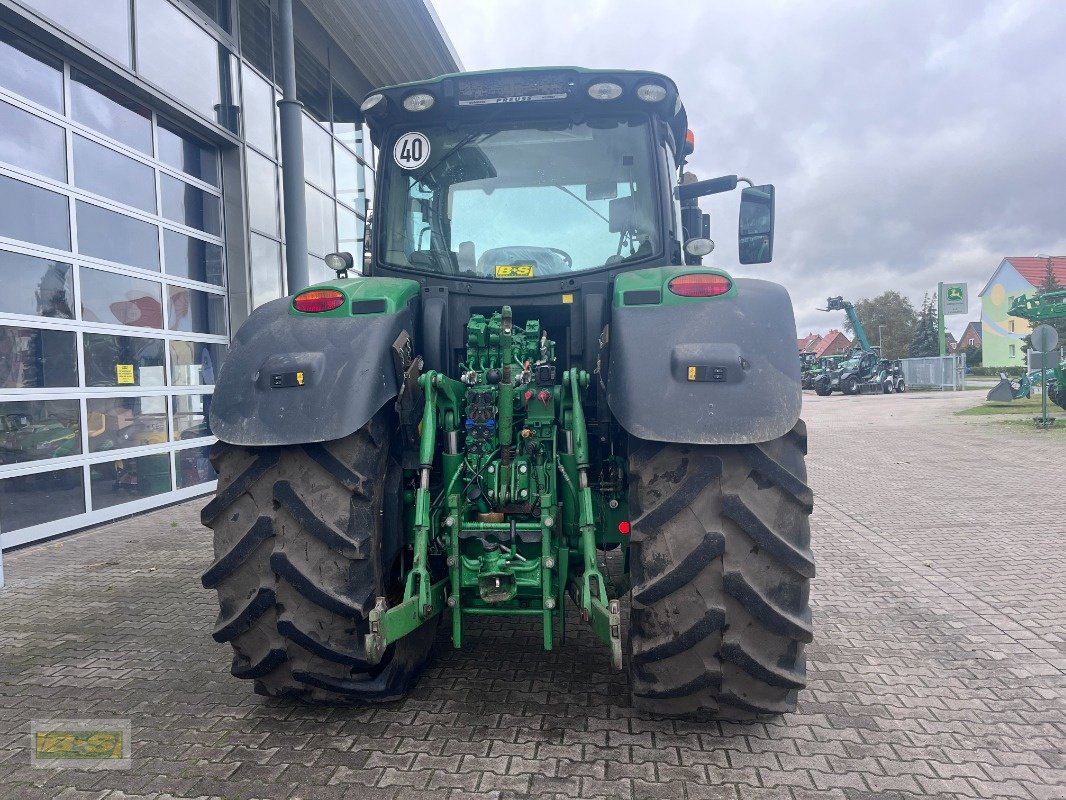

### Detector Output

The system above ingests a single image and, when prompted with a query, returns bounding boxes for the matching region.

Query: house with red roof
[978,256,1066,367]
[813,330,851,358]
[797,333,822,353]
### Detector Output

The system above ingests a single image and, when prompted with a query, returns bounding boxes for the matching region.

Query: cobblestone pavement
[0,391,1063,800]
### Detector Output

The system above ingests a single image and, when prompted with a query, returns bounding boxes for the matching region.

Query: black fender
[209,297,412,446]
[606,278,800,445]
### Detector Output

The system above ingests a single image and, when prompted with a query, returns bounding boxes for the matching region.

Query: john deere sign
[942,283,968,315]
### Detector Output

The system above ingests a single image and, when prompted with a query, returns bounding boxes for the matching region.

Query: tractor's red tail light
[293,289,344,313]
[668,273,732,298]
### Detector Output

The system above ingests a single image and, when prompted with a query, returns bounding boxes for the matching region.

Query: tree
[908,294,940,357]
[1020,257,1065,359]
[960,343,982,367]
[841,290,919,359]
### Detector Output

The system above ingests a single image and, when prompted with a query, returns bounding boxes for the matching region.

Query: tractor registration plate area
[687,365,728,382]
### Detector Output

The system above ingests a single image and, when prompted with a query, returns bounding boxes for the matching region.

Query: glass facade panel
[0,467,85,531]
[76,201,160,270]
[0,174,69,250]
[80,267,164,328]
[0,100,66,181]
[249,231,282,308]
[70,69,152,153]
[331,82,360,149]
[295,41,329,121]
[307,253,332,285]
[303,114,332,190]
[337,205,363,260]
[23,0,132,66]
[0,250,74,319]
[0,27,63,112]
[242,67,275,157]
[168,285,225,335]
[238,0,273,81]
[160,173,221,235]
[157,118,219,186]
[175,442,216,487]
[0,325,78,388]
[0,398,81,465]
[170,340,224,386]
[163,229,224,285]
[246,148,278,235]
[186,0,231,33]
[72,134,156,212]
[136,0,221,122]
[333,142,363,209]
[172,393,211,439]
[305,184,335,257]
[84,333,166,387]
[90,452,172,508]
[87,395,168,453]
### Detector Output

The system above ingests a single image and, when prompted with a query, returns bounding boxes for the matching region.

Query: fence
[901,354,967,390]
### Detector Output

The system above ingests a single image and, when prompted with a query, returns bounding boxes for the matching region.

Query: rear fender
[210,278,418,446]
[606,269,800,445]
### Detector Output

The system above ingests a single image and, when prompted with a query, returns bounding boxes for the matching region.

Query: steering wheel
[547,247,573,269]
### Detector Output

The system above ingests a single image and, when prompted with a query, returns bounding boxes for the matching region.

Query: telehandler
[202,67,813,718]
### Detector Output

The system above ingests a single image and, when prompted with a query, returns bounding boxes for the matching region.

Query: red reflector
[618,521,631,535]
[668,273,732,298]
[293,289,344,313]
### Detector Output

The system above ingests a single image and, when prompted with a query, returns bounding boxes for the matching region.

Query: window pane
[136,0,221,121]
[170,340,225,385]
[0,27,63,112]
[242,67,275,156]
[70,69,152,154]
[87,395,168,454]
[305,184,335,256]
[80,267,164,328]
[302,114,332,190]
[333,142,364,209]
[160,174,221,235]
[0,325,78,388]
[72,134,156,212]
[246,148,278,235]
[186,0,231,33]
[168,285,226,335]
[0,100,66,181]
[337,204,363,261]
[307,253,332,285]
[90,452,172,508]
[23,0,132,66]
[0,399,81,465]
[0,174,69,250]
[331,82,360,148]
[0,467,85,531]
[249,231,282,308]
[294,41,329,121]
[172,393,212,439]
[76,201,160,270]
[84,333,165,387]
[238,0,273,80]
[163,229,224,285]
[176,443,216,487]
[0,249,73,319]
[158,119,219,186]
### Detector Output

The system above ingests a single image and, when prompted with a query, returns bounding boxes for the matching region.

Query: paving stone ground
[0,390,1063,800]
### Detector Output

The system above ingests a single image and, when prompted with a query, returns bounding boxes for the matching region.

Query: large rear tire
[626,422,814,719]
[201,412,437,703]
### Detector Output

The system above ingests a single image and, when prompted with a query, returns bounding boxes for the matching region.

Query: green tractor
[202,67,813,718]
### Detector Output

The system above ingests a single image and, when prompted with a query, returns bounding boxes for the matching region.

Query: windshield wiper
[553,185,610,224]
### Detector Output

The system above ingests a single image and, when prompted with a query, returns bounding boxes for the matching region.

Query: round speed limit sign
[393,132,430,170]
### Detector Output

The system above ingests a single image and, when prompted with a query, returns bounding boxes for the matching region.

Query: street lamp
[878,325,885,352]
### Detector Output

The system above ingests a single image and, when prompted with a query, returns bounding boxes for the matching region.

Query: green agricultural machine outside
[812,297,887,395]
[986,289,1066,408]
[201,67,813,718]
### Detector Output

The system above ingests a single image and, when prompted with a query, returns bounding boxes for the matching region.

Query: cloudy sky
[432,0,1065,338]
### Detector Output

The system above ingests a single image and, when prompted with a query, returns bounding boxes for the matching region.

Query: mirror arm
[677,174,739,201]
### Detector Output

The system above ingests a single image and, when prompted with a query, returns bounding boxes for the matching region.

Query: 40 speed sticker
[393,132,430,169]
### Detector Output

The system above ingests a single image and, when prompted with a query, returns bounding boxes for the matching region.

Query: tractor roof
[361,66,689,162]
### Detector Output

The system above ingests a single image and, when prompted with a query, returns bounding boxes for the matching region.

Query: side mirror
[738,184,775,264]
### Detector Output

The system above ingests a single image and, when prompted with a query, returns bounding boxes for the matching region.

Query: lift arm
[822,296,874,353]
